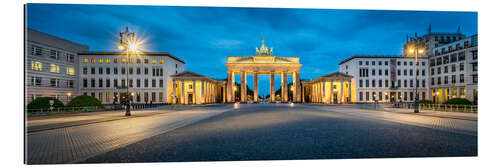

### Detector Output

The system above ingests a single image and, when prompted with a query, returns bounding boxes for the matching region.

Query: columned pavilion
[301,72,354,104]
[170,71,226,104]
[225,39,302,103]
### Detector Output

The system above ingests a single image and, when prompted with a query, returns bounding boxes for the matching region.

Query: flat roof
[78,51,185,64]
[338,55,427,65]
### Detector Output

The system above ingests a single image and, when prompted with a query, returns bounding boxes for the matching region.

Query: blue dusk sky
[26,4,477,96]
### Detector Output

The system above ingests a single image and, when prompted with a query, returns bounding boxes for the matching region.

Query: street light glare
[418,49,424,54]
[409,49,415,54]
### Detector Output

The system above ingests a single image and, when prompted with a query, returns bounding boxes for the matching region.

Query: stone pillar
[222,84,226,104]
[295,72,301,102]
[348,81,352,103]
[172,80,177,104]
[282,72,288,102]
[241,72,247,102]
[270,72,275,103]
[193,80,197,104]
[341,80,344,104]
[254,72,259,102]
[301,83,305,103]
[328,81,333,104]
[227,71,233,102]
[181,81,185,104]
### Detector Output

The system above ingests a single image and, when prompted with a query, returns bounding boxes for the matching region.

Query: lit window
[105,58,110,63]
[66,67,75,75]
[31,61,43,71]
[50,64,60,73]
[114,58,118,63]
[159,59,164,64]
[91,58,95,63]
[129,58,134,63]
[152,59,157,64]
[83,58,88,63]
[98,58,103,63]
[122,58,126,63]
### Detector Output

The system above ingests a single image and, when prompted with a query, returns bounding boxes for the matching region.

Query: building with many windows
[403,25,466,57]
[78,52,185,104]
[26,28,89,104]
[339,55,429,103]
[429,34,478,104]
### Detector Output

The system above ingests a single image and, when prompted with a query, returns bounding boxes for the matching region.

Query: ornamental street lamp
[118,26,139,116]
[408,47,424,113]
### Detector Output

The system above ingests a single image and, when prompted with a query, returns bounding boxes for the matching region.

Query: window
[444,76,448,84]
[91,67,95,74]
[397,80,401,87]
[144,79,149,88]
[372,80,375,88]
[83,78,88,87]
[458,52,465,61]
[398,69,401,76]
[129,58,134,64]
[106,92,111,103]
[129,79,133,87]
[144,68,149,75]
[443,55,449,64]
[359,92,363,101]
[421,61,425,66]
[34,77,42,86]
[436,57,442,65]
[106,79,110,87]
[66,67,75,75]
[422,80,425,87]
[114,79,118,87]
[91,79,95,87]
[114,58,118,63]
[378,69,382,76]
[378,80,382,87]
[68,80,74,88]
[32,61,43,71]
[99,78,103,87]
[144,59,149,64]
[106,67,110,74]
[365,79,369,87]
[460,63,464,71]
[366,92,370,101]
[398,92,402,101]
[67,54,75,63]
[430,59,435,66]
[121,67,126,74]
[137,68,141,74]
[159,92,164,102]
[438,77,441,85]
[422,70,425,76]
[136,92,141,102]
[437,67,441,74]
[431,68,434,75]
[50,78,60,87]
[472,63,478,72]
[404,92,408,101]
[385,61,388,66]
[464,41,469,48]
[129,67,133,75]
[372,69,375,76]
[137,79,141,88]
[98,58,103,63]
[444,66,448,73]
[106,58,110,63]
[403,61,407,66]
[144,92,149,102]
[121,58,126,63]
[404,80,407,87]
[152,92,156,102]
[410,92,413,101]
[359,80,363,88]
[49,50,59,60]
[136,59,141,64]
[404,70,407,76]
[385,80,388,87]
[450,54,457,62]
[50,64,60,73]
[431,78,434,85]
[91,58,95,63]
[452,75,456,84]
[32,45,42,56]
[152,79,156,87]
[114,67,118,74]
[121,79,126,87]
[473,75,478,84]
[460,74,465,83]
[159,59,164,64]
[385,69,388,76]
[409,69,413,76]
[378,61,382,66]
[152,59,157,64]
[371,61,375,65]
[410,62,413,66]
[99,67,103,74]
[159,79,164,87]
[472,51,478,60]
[451,64,456,72]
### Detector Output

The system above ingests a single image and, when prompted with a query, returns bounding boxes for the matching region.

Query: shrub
[419,100,434,104]
[66,95,102,107]
[27,97,64,110]
[444,98,472,105]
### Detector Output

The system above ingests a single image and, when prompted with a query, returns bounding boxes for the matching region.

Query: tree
[27,97,64,110]
[66,95,103,107]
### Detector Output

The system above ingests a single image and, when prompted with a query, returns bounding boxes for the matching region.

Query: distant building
[339,55,429,103]
[25,28,88,104]
[403,25,466,57]
[78,51,185,104]
[429,34,478,104]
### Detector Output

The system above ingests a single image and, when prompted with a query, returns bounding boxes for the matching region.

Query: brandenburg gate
[225,39,302,103]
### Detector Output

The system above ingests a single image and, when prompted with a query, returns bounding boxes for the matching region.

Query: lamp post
[409,47,424,113]
[118,26,138,116]
[66,92,72,104]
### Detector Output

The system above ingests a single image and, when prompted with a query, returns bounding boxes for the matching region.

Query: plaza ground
[25,104,477,164]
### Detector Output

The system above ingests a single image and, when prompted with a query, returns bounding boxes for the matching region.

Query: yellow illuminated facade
[170,71,226,104]
[302,72,354,104]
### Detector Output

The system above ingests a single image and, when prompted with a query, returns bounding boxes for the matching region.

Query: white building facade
[339,55,429,103]
[78,52,185,104]
[429,35,478,104]
[25,28,89,104]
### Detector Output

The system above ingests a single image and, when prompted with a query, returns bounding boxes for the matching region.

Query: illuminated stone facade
[170,71,225,104]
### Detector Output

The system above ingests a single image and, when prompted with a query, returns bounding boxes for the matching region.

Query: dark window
[91,67,95,74]
[114,68,118,74]
[106,79,110,87]
[83,67,88,74]
[106,68,110,74]
[359,80,363,88]
[83,78,88,87]
[98,67,103,74]
[372,80,375,88]
[98,78,103,87]
[460,63,464,71]
[137,79,141,87]
[121,67,125,74]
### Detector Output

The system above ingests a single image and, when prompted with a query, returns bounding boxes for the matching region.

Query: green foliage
[419,100,434,104]
[66,95,103,107]
[444,98,472,105]
[27,97,64,110]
